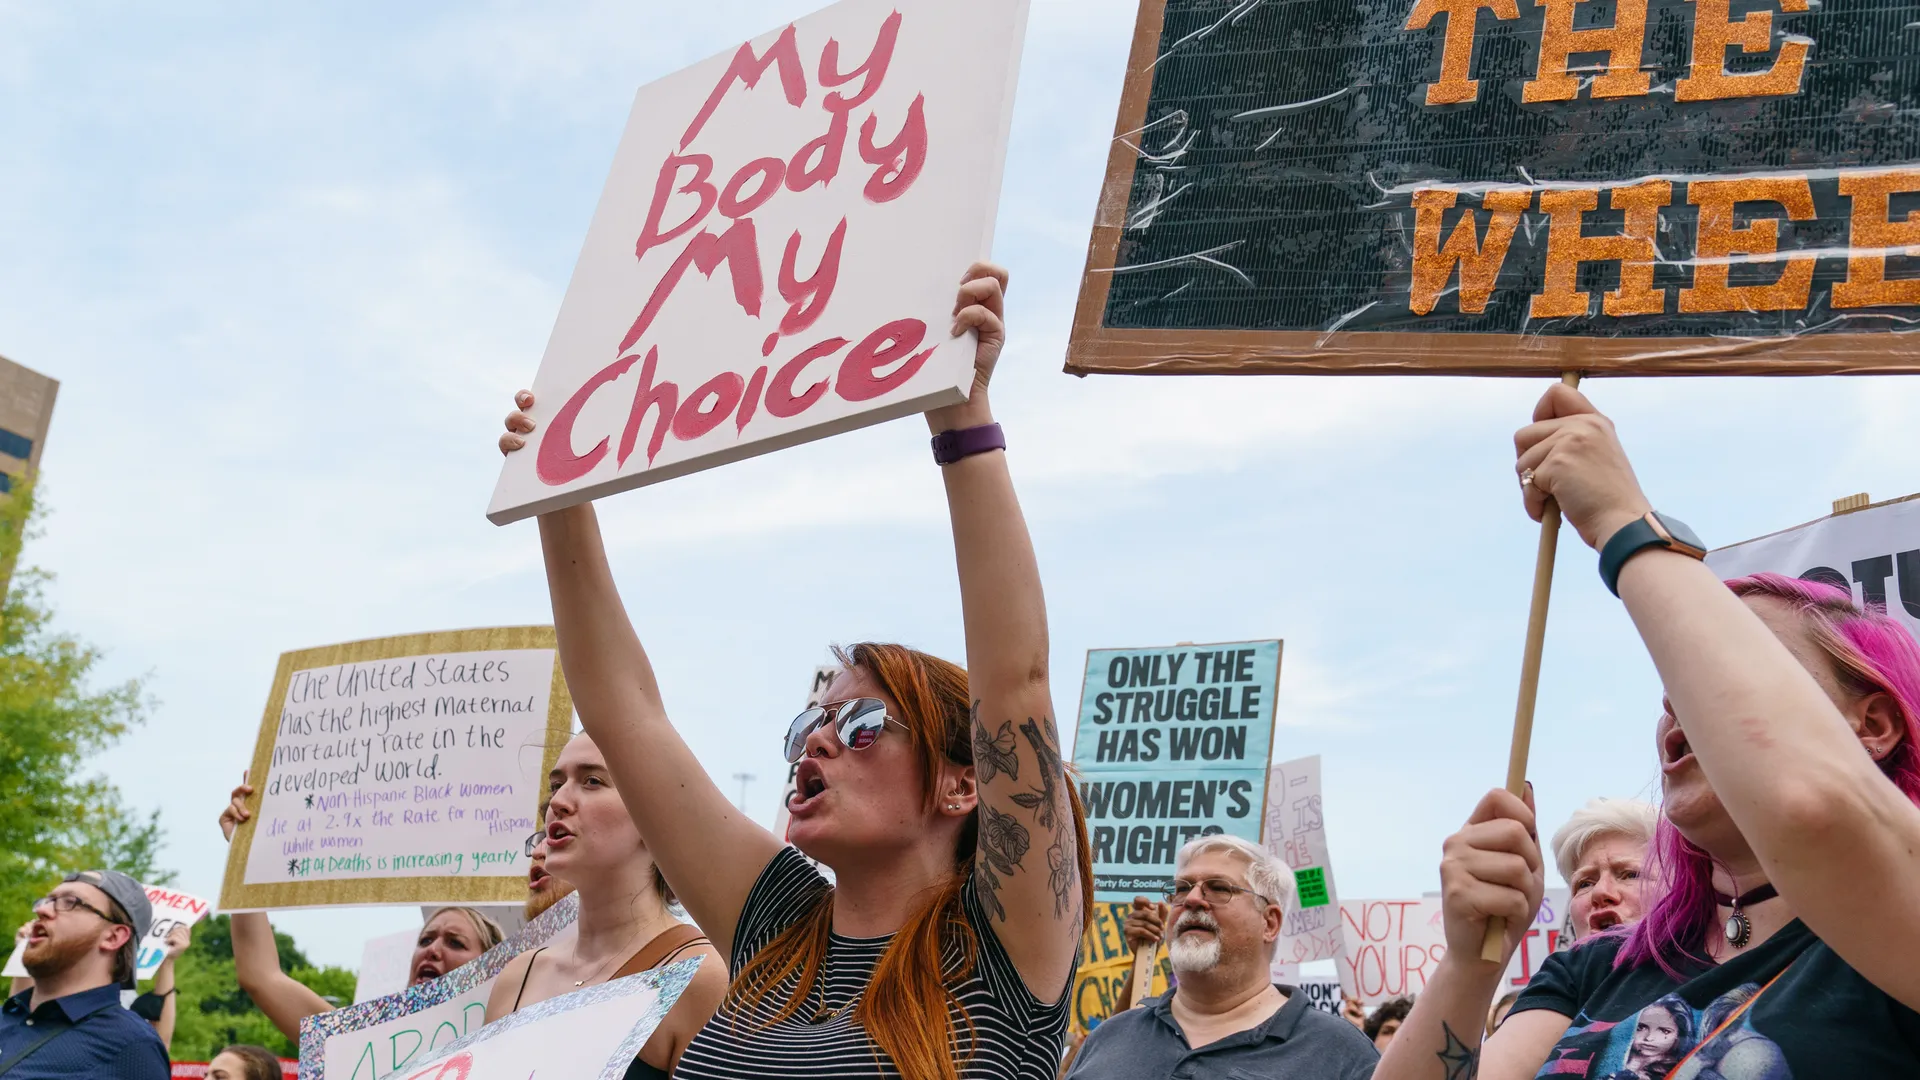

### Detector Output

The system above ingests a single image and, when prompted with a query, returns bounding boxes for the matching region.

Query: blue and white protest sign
[1072,640,1281,902]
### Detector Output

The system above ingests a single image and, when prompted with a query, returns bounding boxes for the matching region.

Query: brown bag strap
[611,923,709,980]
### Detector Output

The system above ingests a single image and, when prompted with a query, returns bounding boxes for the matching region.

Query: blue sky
[6,1,1920,968]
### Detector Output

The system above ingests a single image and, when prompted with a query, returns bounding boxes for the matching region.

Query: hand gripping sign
[488,0,1031,524]
[1069,0,1920,959]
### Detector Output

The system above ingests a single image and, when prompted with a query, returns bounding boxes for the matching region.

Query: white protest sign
[1288,974,1346,1019]
[487,0,1031,523]
[1708,494,1920,638]
[136,885,212,981]
[305,894,578,1080]
[355,928,421,1004]
[1337,889,1568,1007]
[2,940,23,979]
[222,628,572,912]
[1262,755,1342,972]
[382,958,698,1080]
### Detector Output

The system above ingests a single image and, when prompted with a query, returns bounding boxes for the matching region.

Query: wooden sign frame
[1066,0,1920,378]
[221,625,573,912]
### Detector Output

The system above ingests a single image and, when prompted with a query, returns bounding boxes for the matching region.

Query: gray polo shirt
[1064,984,1379,1080]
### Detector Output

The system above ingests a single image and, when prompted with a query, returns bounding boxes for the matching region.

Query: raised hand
[927,263,1008,433]
[219,773,255,842]
[500,390,536,455]
[1513,383,1654,550]
[163,922,192,959]
[1438,786,1545,967]
[1123,896,1168,953]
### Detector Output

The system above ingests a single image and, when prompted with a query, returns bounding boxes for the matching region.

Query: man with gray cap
[0,869,168,1078]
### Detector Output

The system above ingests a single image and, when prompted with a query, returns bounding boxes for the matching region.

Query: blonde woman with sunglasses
[498,264,1093,1080]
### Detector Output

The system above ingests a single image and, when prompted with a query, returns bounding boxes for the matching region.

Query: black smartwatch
[1599,512,1708,596]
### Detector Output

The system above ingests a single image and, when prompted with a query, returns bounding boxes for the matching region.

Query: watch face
[1655,513,1706,555]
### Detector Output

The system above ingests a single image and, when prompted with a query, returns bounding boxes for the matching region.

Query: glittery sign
[299,892,579,1080]
[399,957,701,1080]
[1069,0,1920,375]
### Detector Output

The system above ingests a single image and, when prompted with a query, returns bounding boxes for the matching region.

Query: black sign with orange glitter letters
[1069,0,1920,375]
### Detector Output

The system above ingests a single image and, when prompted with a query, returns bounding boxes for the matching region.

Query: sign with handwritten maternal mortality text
[487,0,1032,524]
[1072,640,1282,902]
[222,627,573,912]
[1069,0,1920,377]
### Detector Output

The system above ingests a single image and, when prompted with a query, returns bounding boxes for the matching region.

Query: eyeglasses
[1164,878,1271,908]
[524,831,545,856]
[783,698,907,764]
[32,894,123,924]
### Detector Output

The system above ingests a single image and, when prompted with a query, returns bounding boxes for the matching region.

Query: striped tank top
[672,847,1072,1079]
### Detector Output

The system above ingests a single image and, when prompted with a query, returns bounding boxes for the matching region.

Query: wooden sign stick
[1130,945,1159,1008]
[1481,370,1582,963]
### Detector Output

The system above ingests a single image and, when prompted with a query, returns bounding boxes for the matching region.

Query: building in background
[0,353,57,493]
[0,354,58,594]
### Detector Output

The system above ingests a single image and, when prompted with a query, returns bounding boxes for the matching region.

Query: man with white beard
[1064,835,1378,1079]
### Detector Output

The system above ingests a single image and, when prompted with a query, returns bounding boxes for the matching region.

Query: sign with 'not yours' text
[489,0,1030,523]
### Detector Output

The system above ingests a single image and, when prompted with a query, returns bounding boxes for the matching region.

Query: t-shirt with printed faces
[1510,918,1920,1080]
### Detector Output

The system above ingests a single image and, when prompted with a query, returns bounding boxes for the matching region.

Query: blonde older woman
[1550,797,1658,940]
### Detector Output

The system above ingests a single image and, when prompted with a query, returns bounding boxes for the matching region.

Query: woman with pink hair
[1374,384,1920,1080]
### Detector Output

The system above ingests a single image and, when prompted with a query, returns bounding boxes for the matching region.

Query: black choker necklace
[1714,883,1778,947]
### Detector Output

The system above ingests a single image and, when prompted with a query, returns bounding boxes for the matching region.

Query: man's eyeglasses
[524,831,545,857]
[32,893,123,924]
[783,698,908,764]
[1164,878,1271,908]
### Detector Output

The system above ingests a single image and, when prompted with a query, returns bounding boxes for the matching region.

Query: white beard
[1167,930,1222,973]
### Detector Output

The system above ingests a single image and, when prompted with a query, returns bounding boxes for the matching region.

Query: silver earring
[947,802,961,811]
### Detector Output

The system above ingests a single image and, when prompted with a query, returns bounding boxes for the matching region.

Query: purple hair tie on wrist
[930,423,1005,466]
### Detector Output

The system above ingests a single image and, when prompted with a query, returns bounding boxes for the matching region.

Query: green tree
[0,476,166,929]
[170,914,357,1061]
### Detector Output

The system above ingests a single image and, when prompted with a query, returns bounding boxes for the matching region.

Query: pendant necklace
[1714,882,1778,948]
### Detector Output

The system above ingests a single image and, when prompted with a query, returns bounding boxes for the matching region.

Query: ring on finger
[1519,468,1535,489]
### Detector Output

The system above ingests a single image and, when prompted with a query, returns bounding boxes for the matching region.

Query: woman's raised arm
[220,777,329,1042]
[934,263,1085,1001]
[1517,382,1920,1010]
[503,413,781,962]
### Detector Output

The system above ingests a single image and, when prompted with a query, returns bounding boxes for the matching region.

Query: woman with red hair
[1375,383,1920,1080]
[498,264,1091,1080]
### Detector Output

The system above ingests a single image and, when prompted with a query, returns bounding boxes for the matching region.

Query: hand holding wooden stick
[1481,370,1580,962]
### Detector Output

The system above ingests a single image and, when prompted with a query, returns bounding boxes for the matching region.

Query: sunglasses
[784,697,907,763]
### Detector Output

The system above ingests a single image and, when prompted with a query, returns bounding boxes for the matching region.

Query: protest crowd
[6,2,1920,1079]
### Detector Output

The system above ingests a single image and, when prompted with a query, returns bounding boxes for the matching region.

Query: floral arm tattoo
[1010,717,1076,919]
[970,695,1080,924]
[973,717,1019,785]
[1437,1023,1479,1080]
[975,804,1030,923]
